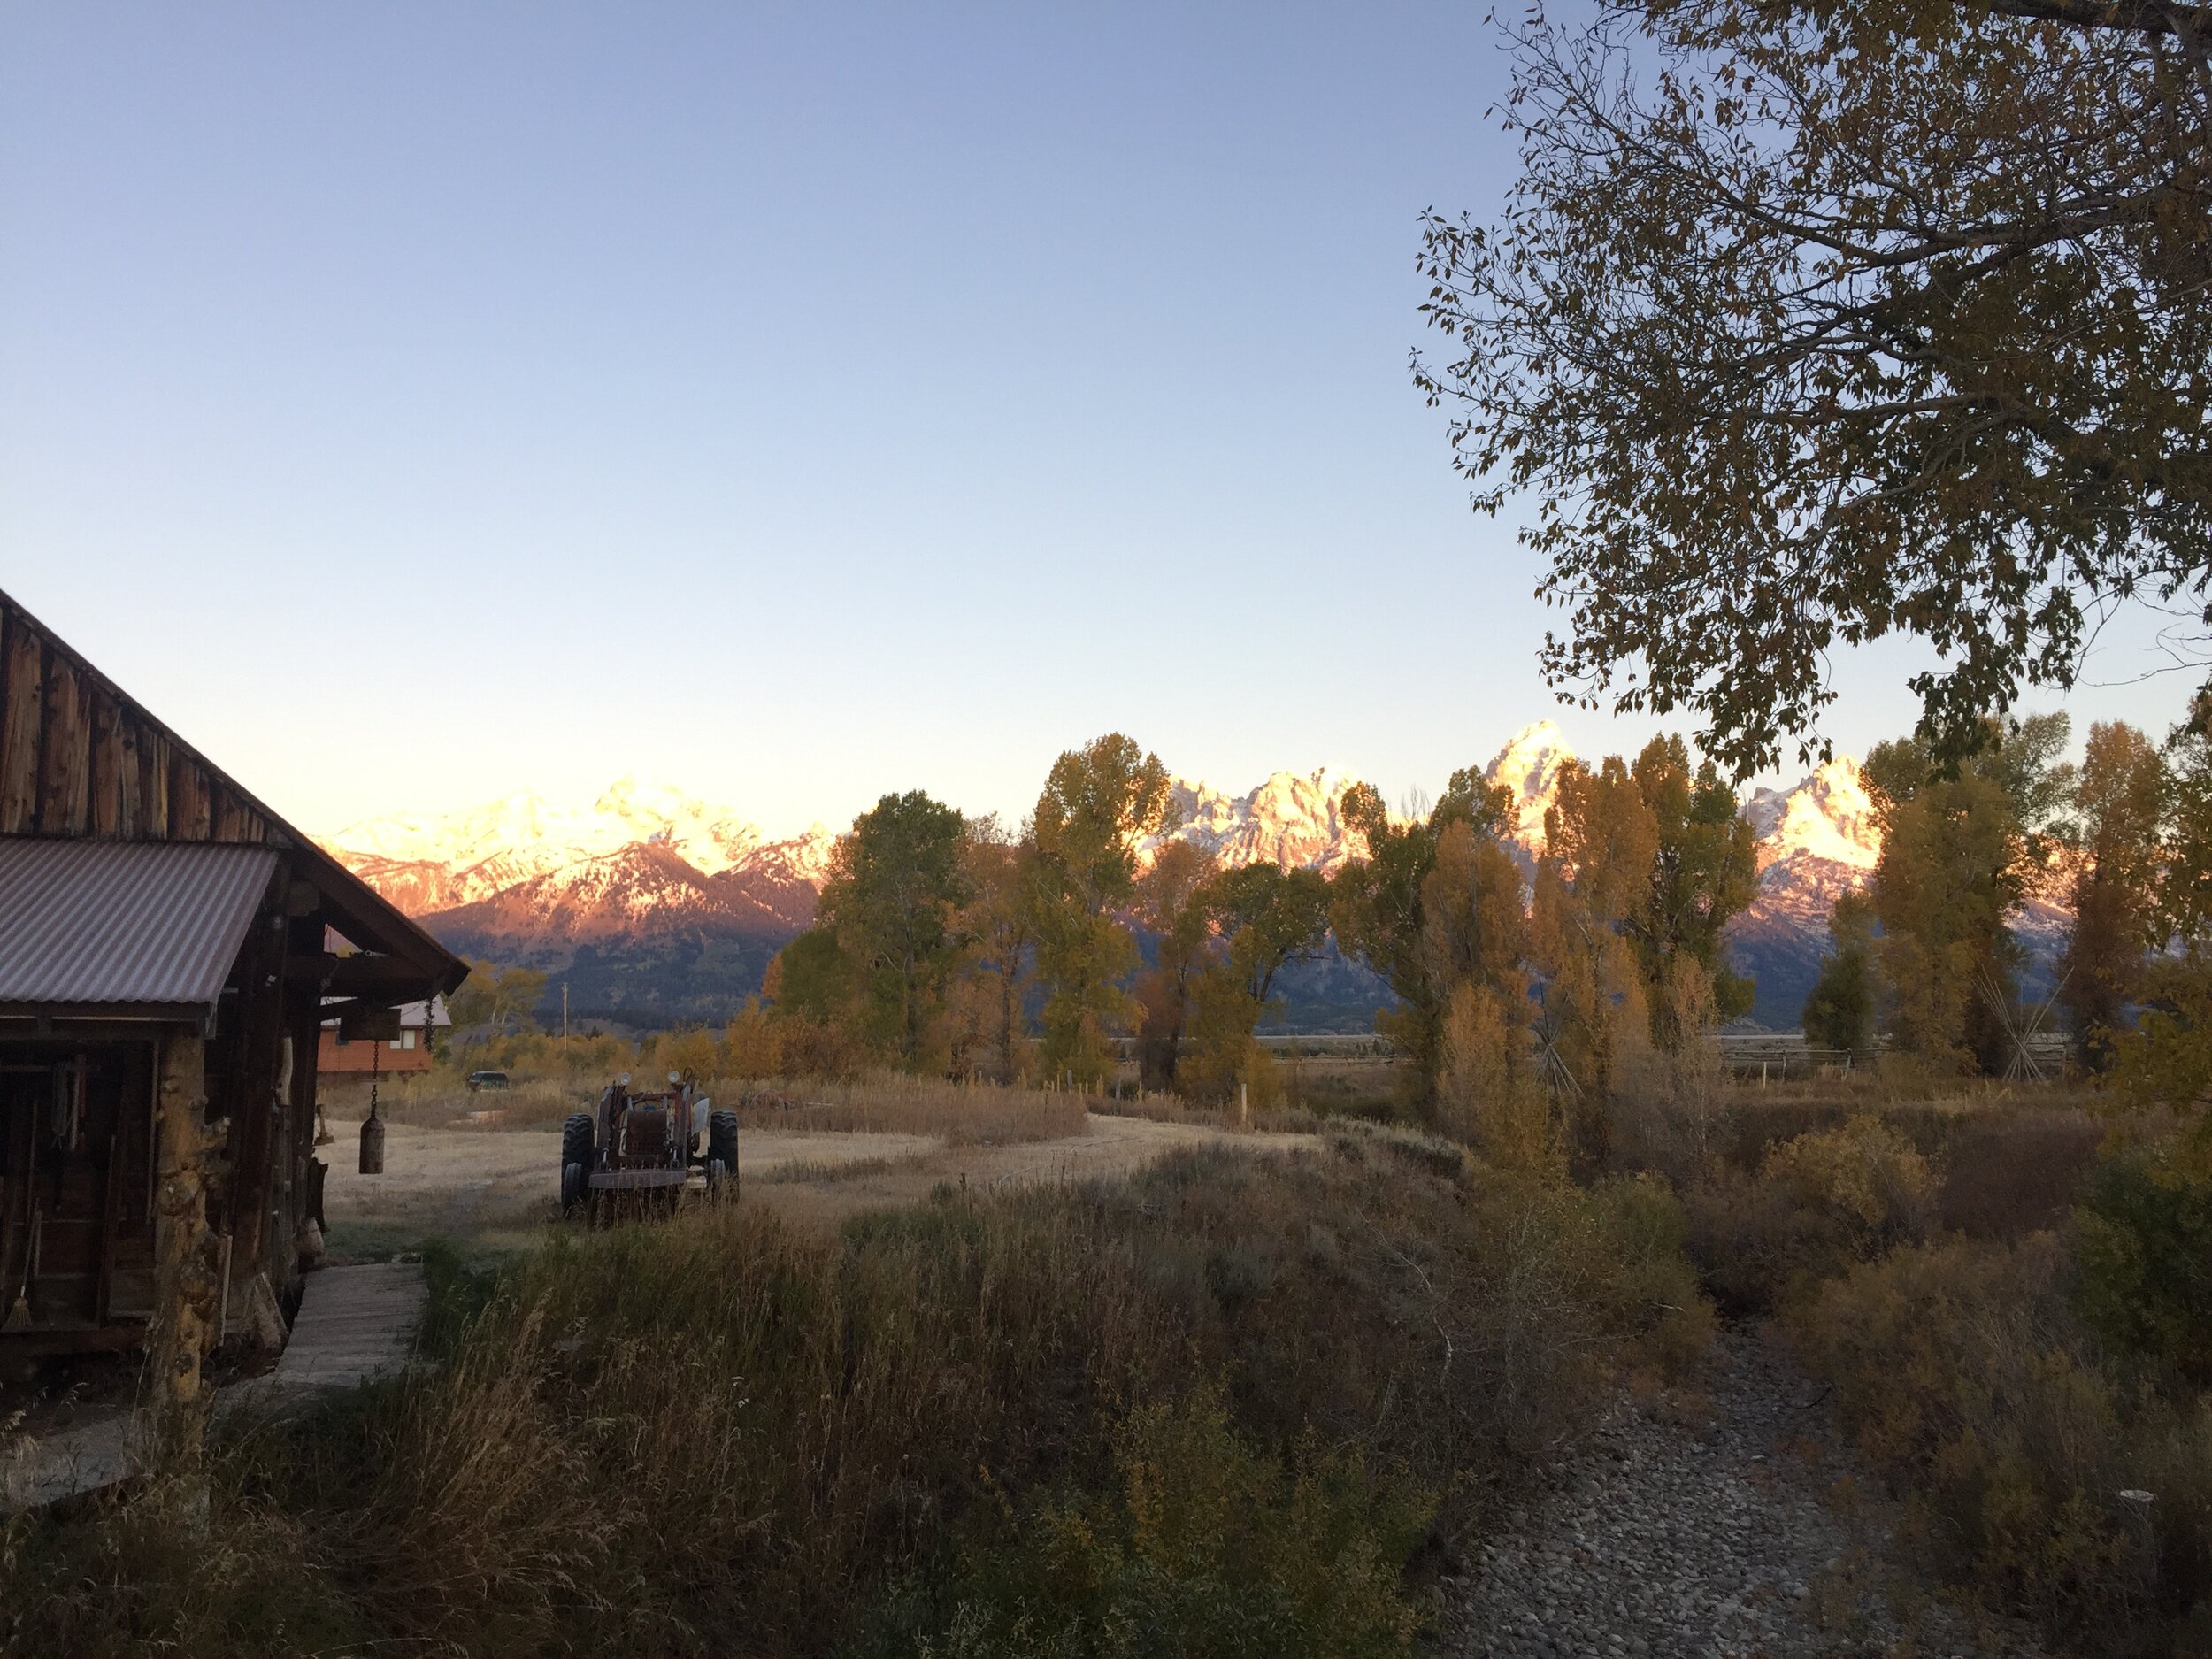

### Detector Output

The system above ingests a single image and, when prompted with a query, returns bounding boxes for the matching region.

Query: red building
[319,996,449,1076]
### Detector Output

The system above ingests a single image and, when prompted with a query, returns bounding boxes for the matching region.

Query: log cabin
[0,587,465,1373]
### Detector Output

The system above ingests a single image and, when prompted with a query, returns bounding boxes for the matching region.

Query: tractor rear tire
[708,1110,739,1197]
[561,1113,595,1213]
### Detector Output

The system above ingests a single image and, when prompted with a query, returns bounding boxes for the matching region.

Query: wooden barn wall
[0,597,270,845]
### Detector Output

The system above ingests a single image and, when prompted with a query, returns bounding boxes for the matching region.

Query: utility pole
[562,983,569,1054]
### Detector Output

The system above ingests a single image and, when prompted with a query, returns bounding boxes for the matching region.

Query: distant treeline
[447,710,2212,1148]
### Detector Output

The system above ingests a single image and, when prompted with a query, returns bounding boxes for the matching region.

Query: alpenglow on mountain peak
[323,780,835,916]
[1483,719,1578,852]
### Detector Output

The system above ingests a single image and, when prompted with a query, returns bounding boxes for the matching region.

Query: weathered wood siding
[0,596,270,846]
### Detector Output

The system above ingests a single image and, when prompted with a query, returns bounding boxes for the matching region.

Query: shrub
[1686,1114,1937,1310]
[1605,1035,1728,1184]
[775,1015,867,1079]
[2075,1148,2212,1386]
[1936,1108,2102,1240]
[724,997,785,1078]
[1788,1234,2212,1648]
[861,1394,1433,1659]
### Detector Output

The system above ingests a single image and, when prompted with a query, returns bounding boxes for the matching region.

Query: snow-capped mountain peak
[1143,768,1365,873]
[1484,720,1578,853]
[1743,757,1880,873]
[320,781,814,914]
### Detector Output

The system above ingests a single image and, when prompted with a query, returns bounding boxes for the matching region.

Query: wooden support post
[150,1033,226,1457]
[96,1132,122,1325]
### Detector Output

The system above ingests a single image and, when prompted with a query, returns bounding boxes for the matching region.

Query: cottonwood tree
[1178,862,1333,1104]
[947,815,1038,1083]
[1863,717,2071,1072]
[1626,736,1760,1041]
[758,927,864,1075]
[815,790,972,1064]
[1532,756,1658,1155]
[2114,701,2212,1170]
[1210,862,1333,1007]
[1133,841,1219,1091]
[1029,733,1174,1087]
[2060,722,2170,1068]
[449,960,549,1036]
[1419,0,2212,774]
[1334,769,1525,1114]
[1425,820,1554,1167]
[1801,891,1878,1059]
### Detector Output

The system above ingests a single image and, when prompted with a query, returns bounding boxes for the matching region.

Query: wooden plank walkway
[2,1261,428,1509]
[1,1406,144,1511]
[221,1261,426,1414]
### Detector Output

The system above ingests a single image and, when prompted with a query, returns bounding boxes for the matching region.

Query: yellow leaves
[1440,979,1562,1179]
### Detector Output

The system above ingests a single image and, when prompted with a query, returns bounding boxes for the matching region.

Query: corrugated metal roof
[0,837,279,1012]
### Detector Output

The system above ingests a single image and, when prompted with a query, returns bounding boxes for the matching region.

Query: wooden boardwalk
[0,1406,143,1510]
[2,1261,427,1509]
[221,1261,427,1414]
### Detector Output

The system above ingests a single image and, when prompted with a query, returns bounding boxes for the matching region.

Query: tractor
[560,1071,739,1219]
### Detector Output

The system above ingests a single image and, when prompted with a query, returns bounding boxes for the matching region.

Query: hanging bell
[360,1094,385,1174]
[361,1020,388,1173]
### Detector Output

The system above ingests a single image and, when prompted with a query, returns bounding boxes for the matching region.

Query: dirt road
[320,1114,1311,1259]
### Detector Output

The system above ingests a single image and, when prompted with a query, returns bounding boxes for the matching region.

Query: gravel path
[1435,1329,2048,1659]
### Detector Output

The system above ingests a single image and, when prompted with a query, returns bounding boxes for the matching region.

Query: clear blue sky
[1,4,2190,836]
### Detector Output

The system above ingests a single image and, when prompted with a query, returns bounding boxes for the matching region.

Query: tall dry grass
[720,1071,1089,1146]
[322,1071,589,1131]
[1,1128,1712,1659]
[1102,1089,1329,1138]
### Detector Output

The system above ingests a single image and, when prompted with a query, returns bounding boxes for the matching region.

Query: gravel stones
[1433,1330,2047,1659]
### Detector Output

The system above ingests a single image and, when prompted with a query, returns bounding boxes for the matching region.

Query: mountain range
[319,723,2048,1031]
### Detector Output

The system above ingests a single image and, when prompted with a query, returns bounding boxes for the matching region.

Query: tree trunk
[150,1032,226,1457]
